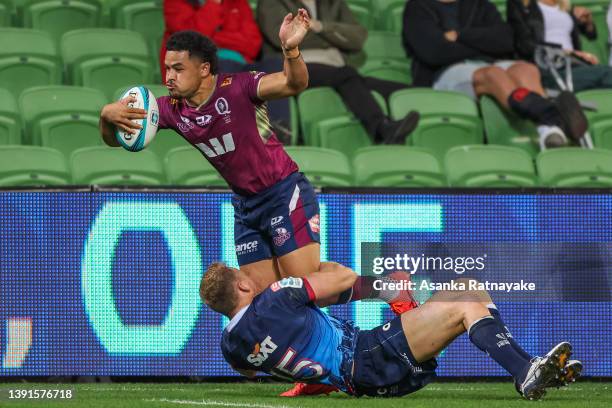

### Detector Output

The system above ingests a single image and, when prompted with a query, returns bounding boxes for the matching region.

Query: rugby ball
[115,86,159,152]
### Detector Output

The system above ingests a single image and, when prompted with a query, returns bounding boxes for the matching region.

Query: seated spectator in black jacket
[403,0,587,149]
[258,0,419,145]
[507,0,612,91]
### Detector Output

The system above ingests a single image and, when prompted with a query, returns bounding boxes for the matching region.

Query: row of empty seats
[0,28,156,99]
[0,85,190,158]
[3,85,612,162]
[1,144,612,188]
[296,87,612,158]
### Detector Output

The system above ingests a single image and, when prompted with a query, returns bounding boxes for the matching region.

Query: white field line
[145,398,298,408]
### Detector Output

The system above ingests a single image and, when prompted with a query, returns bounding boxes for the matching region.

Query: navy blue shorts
[232,172,320,266]
[351,317,437,398]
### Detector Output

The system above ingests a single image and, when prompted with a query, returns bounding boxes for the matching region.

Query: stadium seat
[444,145,538,187]
[536,148,612,187]
[362,31,408,62]
[359,59,411,85]
[379,1,406,33]
[297,87,352,146]
[289,96,299,145]
[0,0,11,26]
[317,117,372,157]
[347,2,373,29]
[479,96,539,157]
[0,145,70,186]
[147,129,191,159]
[71,146,165,185]
[164,146,227,186]
[284,146,352,187]
[579,5,609,64]
[389,89,484,160]
[0,88,21,145]
[353,146,446,187]
[371,90,389,116]
[0,28,60,98]
[577,89,612,150]
[19,86,106,156]
[61,29,152,100]
[111,0,164,66]
[20,0,101,44]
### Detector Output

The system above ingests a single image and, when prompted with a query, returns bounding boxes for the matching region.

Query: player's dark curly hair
[166,30,218,74]
[200,262,238,316]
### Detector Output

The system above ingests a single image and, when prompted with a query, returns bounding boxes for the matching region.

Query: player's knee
[508,61,540,79]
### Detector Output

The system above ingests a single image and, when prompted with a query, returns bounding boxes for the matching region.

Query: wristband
[283,47,301,60]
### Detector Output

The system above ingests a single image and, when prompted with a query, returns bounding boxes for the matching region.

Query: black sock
[487,304,533,361]
[507,88,561,126]
[469,315,530,381]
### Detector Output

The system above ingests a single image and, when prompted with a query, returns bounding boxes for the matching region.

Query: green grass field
[1,381,611,408]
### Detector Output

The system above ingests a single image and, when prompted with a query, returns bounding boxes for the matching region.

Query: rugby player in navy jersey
[200,261,582,400]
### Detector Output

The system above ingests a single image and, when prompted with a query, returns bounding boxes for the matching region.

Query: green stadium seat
[147,129,190,158]
[289,96,299,145]
[353,146,446,187]
[362,31,408,62]
[112,0,163,67]
[164,146,226,186]
[317,117,372,157]
[297,87,352,146]
[371,90,389,116]
[536,147,612,187]
[0,145,69,186]
[0,28,60,98]
[445,145,537,187]
[359,59,411,85]
[347,3,373,29]
[20,0,101,44]
[577,89,612,150]
[0,0,11,26]
[379,1,405,33]
[389,89,484,160]
[284,146,352,187]
[61,29,152,99]
[0,88,21,145]
[71,146,165,185]
[19,86,106,156]
[579,6,609,64]
[479,96,539,157]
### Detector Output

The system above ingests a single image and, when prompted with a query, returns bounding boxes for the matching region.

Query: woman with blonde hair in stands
[508,0,612,90]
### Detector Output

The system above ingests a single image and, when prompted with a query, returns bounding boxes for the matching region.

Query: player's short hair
[166,30,218,74]
[200,262,238,316]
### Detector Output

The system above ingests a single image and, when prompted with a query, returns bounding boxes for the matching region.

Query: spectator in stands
[161,0,263,79]
[257,0,420,145]
[507,0,612,91]
[403,0,588,149]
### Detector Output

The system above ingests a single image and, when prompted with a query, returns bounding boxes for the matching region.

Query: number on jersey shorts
[232,172,320,266]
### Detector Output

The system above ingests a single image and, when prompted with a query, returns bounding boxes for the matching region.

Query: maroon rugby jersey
[157,71,298,195]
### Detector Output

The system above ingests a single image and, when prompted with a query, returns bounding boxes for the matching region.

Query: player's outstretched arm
[98,96,147,147]
[257,8,310,100]
[305,262,358,306]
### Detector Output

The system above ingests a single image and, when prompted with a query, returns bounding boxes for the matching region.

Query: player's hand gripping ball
[115,86,159,152]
